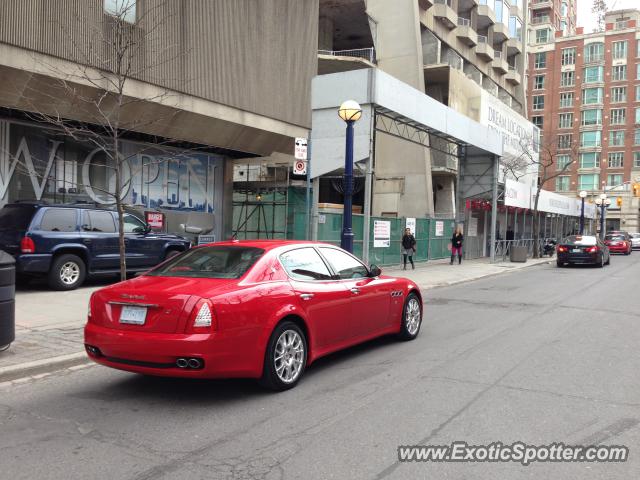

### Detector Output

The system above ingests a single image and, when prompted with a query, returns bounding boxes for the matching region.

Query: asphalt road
[1,254,639,480]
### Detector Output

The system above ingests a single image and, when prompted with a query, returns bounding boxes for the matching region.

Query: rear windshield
[563,235,597,246]
[605,234,625,241]
[0,205,36,230]
[147,246,264,279]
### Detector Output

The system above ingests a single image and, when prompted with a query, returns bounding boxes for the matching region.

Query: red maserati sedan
[604,232,632,255]
[84,240,423,390]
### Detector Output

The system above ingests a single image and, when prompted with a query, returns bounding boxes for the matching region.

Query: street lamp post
[338,100,362,253]
[595,193,612,239]
[579,190,587,235]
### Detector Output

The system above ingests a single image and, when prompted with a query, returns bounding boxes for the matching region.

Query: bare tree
[592,0,607,32]
[504,135,579,258]
[6,0,195,281]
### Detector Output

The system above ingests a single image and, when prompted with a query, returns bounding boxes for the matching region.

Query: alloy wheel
[405,297,421,336]
[60,261,80,285]
[274,330,305,384]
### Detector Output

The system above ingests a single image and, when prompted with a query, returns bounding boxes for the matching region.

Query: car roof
[6,202,115,212]
[201,239,337,252]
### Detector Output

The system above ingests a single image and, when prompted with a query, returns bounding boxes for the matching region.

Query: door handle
[82,239,91,245]
[300,293,314,300]
[350,287,360,295]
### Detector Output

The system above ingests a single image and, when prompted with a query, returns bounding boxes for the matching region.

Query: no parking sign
[293,159,307,175]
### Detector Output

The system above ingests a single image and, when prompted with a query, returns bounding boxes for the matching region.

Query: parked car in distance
[557,235,610,268]
[0,202,191,290]
[604,232,632,255]
[630,232,640,250]
[84,240,424,391]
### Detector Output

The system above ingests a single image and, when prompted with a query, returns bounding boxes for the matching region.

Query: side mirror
[145,224,152,233]
[369,264,381,277]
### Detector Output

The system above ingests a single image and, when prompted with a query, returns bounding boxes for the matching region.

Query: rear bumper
[557,253,599,264]
[607,245,629,253]
[15,254,52,274]
[84,323,263,379]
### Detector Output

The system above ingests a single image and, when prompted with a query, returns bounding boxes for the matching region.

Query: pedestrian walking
[450,226,463,265]
[401,228,416,270]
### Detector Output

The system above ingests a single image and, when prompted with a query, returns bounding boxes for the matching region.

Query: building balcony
[456,18,478,46]
[476,36,494,61]
[509,3,524,20]
[433,0,457,29]
[492,22,509,43]
[531,16,552,25]
[476,5,496,29]
[506,67,521,85]
[317,48,376,75]
[418,0,434,9]
[492,51,509,74]
[530,0,552,10]
[458,0,479,11]
[506,37,522,55]
[431,156,458,174]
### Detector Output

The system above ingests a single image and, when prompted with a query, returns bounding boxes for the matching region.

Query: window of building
[611,87,627,103]
[534,75,545,90]
[534,52,546,69]
[582,87,603,104]
[561,1,568,17]
[637,64,640,79]
[613,41,628,60]
[611,108,626,125]
[607,174,623,187]
[608,152,624,168]
[560,70,575,87]
[637,40,640,57]
[583,66,604,83]
[636,86,640,101]
[581,109,602,126]
[559,113,573,128]
[556,176,570,192]
[104,0,137,23]
[557,155,572,170]
[636,108,640,124]
[584,43,604,63]
[509,16,523,41]
[580,131,602,148]
[560,92,574,108]
[536,28,551,44]
[635,129,640,145]
[635,152,640,167]
[615,20,628,30]
[532,116,544,128]
[610,130,625,146]
[580,152,601,168]
[578,174,600,190]
[533,95,545,110]
[558,134,573,149]
[561,47,576,66]
[613,65,627,81]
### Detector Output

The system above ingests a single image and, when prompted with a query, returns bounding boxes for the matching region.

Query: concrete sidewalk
[0,257,551,383]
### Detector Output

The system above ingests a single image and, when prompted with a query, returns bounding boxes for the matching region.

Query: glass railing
[478,35,488,44]
[458,17,471,27]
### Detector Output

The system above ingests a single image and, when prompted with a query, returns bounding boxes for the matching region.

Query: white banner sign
[373,220,391,248]
[504,179,531,209]
[435,221,444,237]
[405,217,416,234]
[467,217,478,237]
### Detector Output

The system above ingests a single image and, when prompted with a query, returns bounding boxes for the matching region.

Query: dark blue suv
[0,203,191,290]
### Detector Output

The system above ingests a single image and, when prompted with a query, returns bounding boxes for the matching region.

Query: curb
[0,351,89,384]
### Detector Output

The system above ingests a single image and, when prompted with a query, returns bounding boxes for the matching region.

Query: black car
[556,235,610,268]
[0,203,191,290]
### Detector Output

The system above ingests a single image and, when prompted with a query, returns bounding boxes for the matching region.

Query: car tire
[260,321,307,391]
[48,254,86,291]
[398,292,422,341]
[599,255,604,268]
[556,260,563,268]
[606,255,610,265]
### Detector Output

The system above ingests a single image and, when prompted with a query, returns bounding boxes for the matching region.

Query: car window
[147,246,264,279]
[280,248,333,281]
[123,214,146,233]
[84,210,116,233]
[605,234,625,241]
[562,235,597,246]
[319,247,369,279]
[39,208,77,232]
[0,205,36,231]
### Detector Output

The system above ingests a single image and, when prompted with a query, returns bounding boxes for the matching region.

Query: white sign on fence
[435,220,444,237]
[374,220,391,248]
[405,217,416,234]
[467,217,478,237]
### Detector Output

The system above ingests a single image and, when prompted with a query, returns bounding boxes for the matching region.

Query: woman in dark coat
[451,226,464,265]
[401,228,417,270]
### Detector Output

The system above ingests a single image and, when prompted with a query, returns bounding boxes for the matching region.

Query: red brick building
[527,9,640,232]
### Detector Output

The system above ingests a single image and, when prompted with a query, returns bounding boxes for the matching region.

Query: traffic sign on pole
[294,138,308,160]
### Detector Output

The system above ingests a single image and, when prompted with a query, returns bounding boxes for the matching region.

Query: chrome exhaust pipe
[187,358,202,369]
[176,358,188,368]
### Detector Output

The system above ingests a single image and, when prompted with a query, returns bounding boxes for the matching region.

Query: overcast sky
[576,0,639,33]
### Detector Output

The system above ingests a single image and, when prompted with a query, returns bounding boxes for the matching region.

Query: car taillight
[186,299,216,333]
[88,293,95,319]
[20,236,35,253]
[557,246,567,253]
[586,246,599,253]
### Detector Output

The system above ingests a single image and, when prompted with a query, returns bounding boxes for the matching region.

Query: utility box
[0,250,15,352]
[510,246,528,263]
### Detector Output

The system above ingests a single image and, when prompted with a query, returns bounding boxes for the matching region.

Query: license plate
[120,306,147,325]
[572,248,581,253]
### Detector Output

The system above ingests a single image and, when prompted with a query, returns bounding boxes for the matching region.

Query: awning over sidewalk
[311,68,503,178]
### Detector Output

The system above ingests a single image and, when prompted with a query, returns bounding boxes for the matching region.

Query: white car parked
[630,233,640,250]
